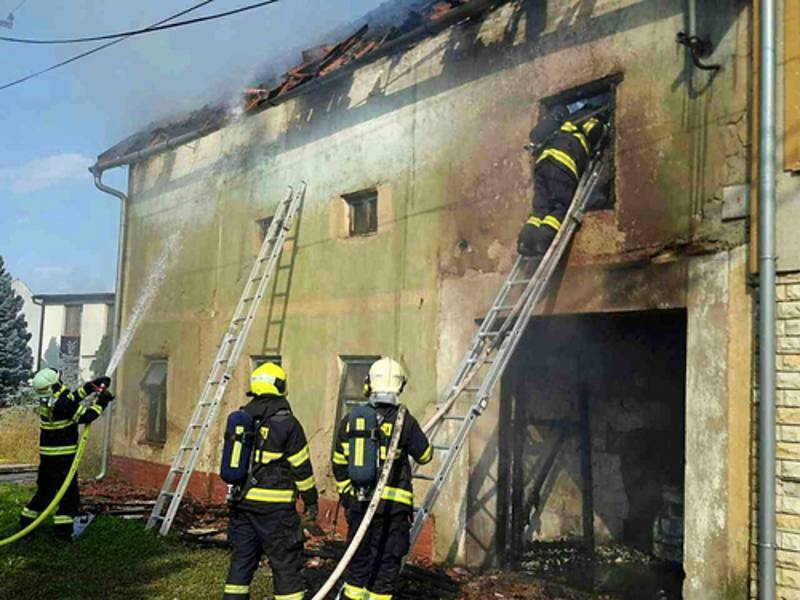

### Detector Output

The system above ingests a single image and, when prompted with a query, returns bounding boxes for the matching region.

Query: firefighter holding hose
[332,357,433,600]
[20,368,114,541]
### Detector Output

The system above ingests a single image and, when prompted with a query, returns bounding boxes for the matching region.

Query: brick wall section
[109,454,435,560]
[752,273,800,599]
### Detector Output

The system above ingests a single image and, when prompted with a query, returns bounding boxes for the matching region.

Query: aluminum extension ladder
[409,145,611,546]
[147,182,306,535]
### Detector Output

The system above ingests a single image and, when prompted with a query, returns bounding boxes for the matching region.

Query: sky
[0,0,386,293]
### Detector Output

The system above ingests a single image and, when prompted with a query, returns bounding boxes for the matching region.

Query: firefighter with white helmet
[20,368,114,540]
[332,357,432,600]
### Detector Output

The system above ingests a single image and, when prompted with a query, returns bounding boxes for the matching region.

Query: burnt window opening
[344,190,378,236]
[142,358,168,444]
[539,74,621,210]
[332,355,380,450]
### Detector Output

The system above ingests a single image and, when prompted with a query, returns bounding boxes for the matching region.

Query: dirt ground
[78,479,589,599]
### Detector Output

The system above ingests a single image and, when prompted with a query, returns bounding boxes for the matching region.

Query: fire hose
[311,405,407,600]
[0,424,93,547]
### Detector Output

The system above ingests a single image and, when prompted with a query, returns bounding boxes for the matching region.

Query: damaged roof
[96,0,492,168]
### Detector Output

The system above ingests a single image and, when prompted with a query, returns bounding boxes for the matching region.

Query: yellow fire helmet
[249,362,287,397]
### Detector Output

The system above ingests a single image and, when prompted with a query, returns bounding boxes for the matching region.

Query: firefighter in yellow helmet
[222,362,318,600]
[332,357,433,600]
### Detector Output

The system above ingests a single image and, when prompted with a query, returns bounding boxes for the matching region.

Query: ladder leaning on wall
[409,139,612,547]
[146,182,306,536]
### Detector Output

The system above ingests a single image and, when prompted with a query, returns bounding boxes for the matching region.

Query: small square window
[344,190,378,236]
[142,359,168,444]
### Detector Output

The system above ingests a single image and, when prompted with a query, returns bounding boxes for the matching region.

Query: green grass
[0,483,273,600]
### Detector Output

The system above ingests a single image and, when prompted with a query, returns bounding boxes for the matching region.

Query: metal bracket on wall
[676,32,722,72]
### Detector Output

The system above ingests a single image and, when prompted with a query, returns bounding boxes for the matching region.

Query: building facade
[94,0,800,597]
[33,293,115,386]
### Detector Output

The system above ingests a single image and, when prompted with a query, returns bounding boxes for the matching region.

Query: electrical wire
[0,0,279,45]
[0,0,216,92]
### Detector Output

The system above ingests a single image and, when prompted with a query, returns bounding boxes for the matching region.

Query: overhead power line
[0,0,218,92]
[0,0,279,45]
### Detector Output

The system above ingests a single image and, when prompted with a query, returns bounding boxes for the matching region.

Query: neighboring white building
[32,293,115,385]
[11,279,41,363]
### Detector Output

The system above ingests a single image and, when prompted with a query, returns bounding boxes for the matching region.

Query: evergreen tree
[0,257,33,400]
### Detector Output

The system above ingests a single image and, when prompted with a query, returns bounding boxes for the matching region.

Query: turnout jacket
[236,395,319,514]
[332,404,433,515]
[38,382,109,460]
[532,107,607,180]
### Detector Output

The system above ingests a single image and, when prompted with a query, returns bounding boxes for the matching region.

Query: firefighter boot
[517,220,539,257]
[533,224,557,257]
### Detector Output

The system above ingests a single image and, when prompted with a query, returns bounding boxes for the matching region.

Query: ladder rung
[150,514,164,520]
[464,386,480,392]
[495,304,517,311]
[413,473,435,481]
[433,445,450,451]
[507,279,531,286]
[477,332,498,338]
[443,415,466,421]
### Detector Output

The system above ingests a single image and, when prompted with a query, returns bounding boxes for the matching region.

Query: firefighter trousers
[20,456,79,540]
[343,510,411,600]
[532,160,578,228]
[223,507,305,600]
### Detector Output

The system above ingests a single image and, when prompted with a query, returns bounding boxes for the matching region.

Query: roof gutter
[89,0,505,172]
[88,168,128,481]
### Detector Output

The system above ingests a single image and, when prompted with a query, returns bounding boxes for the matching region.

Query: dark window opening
[540,74,621,210]
[332,356,380,449]
[344,190,378,236]
[142,359,168,444]
[257,216,274,242]
[251,354,282,369]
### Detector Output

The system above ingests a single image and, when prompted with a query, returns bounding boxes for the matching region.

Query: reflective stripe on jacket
[332,404,432,514]
[235,396,318,514]
[38,383,105,456]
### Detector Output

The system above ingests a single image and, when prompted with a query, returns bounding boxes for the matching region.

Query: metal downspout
[758,0,777,597]
[90,167,128,481]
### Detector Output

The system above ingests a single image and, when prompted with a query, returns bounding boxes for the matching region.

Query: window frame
[142,358,169,445]
[250,354,282,369]
[332,355,380,449]
[63,304,83,337]
[343,189,378,237]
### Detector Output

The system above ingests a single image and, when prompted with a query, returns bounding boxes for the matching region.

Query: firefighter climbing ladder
[147,182,306,536]
[409,143,612,546]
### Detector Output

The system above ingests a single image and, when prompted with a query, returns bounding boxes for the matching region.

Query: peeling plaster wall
[110,0,753,590]
[684,247,752,599]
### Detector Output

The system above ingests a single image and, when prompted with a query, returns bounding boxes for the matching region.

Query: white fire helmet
[32,368,60,408]
[366,357,407,398]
